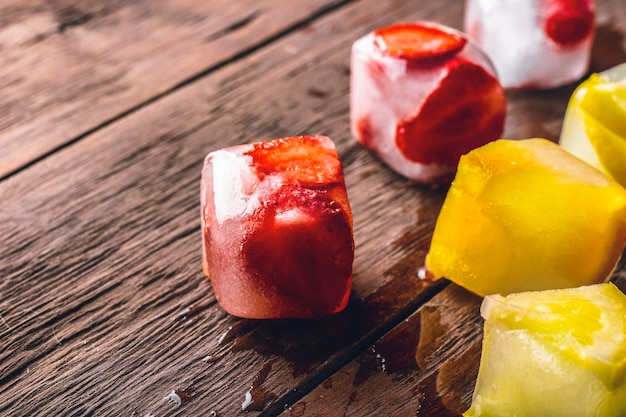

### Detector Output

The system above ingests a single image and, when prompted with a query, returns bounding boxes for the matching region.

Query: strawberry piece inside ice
[395,58,506,166]
[246,136,343,185]
[242,186,353,318]
[545,0,594,46]
[374,22,467,61]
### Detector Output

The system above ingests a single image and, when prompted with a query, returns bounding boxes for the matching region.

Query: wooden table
[2,1,626,415]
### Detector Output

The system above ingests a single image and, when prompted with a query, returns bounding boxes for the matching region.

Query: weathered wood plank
[0,0,347,179]
[277,285,484,417]
[1,0,625,416]
[0,1,462,415]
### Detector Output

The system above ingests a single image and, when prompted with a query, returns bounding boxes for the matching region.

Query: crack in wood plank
[205,9,264,43]
[257,280,449,417]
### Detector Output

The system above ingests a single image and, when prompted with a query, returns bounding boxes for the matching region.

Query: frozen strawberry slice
[245,135,343,185]
[545,0,594,46]
[243,186,353,318]
[374,22,467,61]
[396,58,506,166]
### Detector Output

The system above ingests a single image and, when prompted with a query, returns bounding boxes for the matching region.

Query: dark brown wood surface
[0,0,348,179]
[2,0,625,416]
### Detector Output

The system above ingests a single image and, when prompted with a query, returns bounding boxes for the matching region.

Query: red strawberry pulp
[396,58,506,166]
[242,186,353,318]
[545,0,594,46]
[373,22,467,61]
[354,116,375,149]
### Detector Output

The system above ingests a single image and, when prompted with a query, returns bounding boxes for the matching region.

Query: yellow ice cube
[560,63,626,188]
[425,138,626,296]
[465,283,626,417]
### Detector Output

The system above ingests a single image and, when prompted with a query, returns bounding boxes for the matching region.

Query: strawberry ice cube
[465,0,595,89]
[350,22,506,185]
[201,135,354,319]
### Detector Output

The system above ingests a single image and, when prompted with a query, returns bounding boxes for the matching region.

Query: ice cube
[559,63,626,188]
[350,21,506,185]
[425,138,626,297]
[465,0,595,89]
[465,283,626,417]
[201,135,354,319]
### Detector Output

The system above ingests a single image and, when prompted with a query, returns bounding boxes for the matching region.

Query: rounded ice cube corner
[425,138,626,297]
[559,62,626,189]
[349,21,506,185]
[200,135,354,319]
[465,282,626,417]
[465,0,595,89]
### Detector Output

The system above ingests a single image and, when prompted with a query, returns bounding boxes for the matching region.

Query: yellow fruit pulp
[465,283,626,417]
[425,139,626,296]
[559,63,626,188]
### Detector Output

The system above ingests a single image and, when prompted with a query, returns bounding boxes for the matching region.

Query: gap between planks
[257,280,450,417]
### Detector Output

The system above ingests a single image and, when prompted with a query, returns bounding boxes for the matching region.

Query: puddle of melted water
[415,306,450,370]
[241,363,278,412]
[413,372,457,416]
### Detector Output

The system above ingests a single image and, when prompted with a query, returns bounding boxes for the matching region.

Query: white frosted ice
[210,148,256,224]
[601,62,626,82]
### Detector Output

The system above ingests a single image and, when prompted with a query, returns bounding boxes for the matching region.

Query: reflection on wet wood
[278,286,483,417]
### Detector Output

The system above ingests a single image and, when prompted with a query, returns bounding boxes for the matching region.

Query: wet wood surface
[2,0,626,416]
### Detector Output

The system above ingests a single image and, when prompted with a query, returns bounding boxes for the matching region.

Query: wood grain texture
[0,1,457,415]
[0,0,348,179]
[277,285,484,417]
[1,0,625,416]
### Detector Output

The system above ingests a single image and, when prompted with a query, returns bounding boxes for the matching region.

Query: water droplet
[202,354,224,363]
[287,402,306,416]
[373,347,387,373]
[162,385,196,406]
[162,391,181,406]
[417,266,435,281]
[240,363,278,411]
[174,303,206,323]
[176,385,197,403]
[217,326,232,345]
[241,391,253,411]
